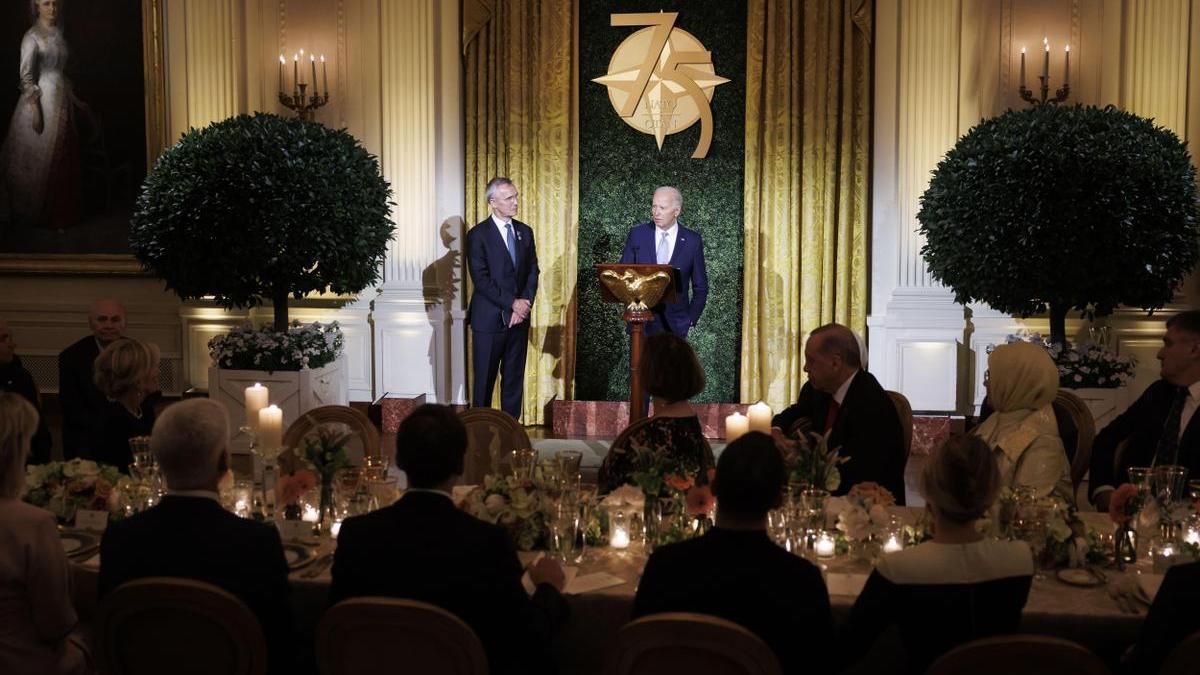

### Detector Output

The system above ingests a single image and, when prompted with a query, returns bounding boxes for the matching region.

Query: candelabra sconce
[1018,39,1071,106]
[278,50,329,122]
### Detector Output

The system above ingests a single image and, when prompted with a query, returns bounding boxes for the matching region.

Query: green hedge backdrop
[576,0,746,403]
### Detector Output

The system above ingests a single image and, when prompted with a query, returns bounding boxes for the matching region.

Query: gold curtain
[464,0,578,424]
[741,0,872,410]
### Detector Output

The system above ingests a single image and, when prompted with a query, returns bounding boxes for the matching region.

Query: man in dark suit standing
[771,323,907,503]
[58,298,126,458]
[331,404,568,675]
[618,186,709,337]
[99,399,296,674]
[466,177,539,420]
[633,432,834,674]
[1090,311,1200,513]
[0,319,52,462]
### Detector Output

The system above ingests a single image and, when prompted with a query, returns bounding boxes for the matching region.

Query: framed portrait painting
[0,0,166,274]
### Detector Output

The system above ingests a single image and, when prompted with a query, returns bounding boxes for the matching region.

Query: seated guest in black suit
[633,432,834,674]
[58,299,126,459]
[771,322,907,503]
[1091,311,1200,513]
[0,319,52,462]
[599,333,715,493]
[99,399,296,674]
[1127,560,1200,674]
[840,435,1033,674]
[92,337,159,472]
[330,404,568,675]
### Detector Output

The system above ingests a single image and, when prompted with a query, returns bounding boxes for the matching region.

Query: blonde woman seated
[598,334,715,494]
[839,435,1033,674]
[973,341,1072,501]
[0,394,92,675]
[92,337,160,472]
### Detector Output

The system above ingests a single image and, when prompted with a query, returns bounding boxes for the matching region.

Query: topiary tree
[130,113,394,329]
[918,104,1200,345]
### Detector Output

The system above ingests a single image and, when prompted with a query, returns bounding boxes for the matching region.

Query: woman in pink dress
[0,392,91,674]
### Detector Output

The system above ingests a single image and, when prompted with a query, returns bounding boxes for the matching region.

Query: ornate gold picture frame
[0,0,167,275]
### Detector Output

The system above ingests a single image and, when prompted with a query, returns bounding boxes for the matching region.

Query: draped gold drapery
[741,0,872,410]
[464,0,578,424]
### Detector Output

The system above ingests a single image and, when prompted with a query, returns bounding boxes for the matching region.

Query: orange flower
[705,468,716,484]
[1109,483,1139,524]
[686,485,715,515]
[665,474,694,491]
[276,469,318,506]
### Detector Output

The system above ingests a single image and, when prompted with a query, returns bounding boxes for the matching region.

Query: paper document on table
[522,564,579,596]
[826,572,868,596]
[565,572,626,595]
[1137,573,1163,602]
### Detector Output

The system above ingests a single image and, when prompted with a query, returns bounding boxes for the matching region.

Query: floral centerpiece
[209,320,344,372]
[275,468,318,516]
[277,424,351,528]
[460,473,550,551]
[622,444,715,546]
[1003,332,1135,389]
[24,459,133,524]
[775,426,846,492]
[835,482,896,541]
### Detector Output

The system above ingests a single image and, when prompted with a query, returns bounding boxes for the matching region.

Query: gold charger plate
[59,528,101,558]
[282,543,317,570]
[1056,568,1103,587]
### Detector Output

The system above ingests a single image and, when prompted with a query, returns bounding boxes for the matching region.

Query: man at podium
[619,186,709,337]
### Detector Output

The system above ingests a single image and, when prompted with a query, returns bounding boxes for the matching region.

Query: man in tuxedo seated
[771,323,907,503]
[1090,311,1200,513]
[632,432,834,673]
[58,298,127,459]
[99,399,297,674]
[330,404,568,675]
[1127,560,1200,674]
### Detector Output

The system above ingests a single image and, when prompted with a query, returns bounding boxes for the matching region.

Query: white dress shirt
[653,222,679,264]
[832,370,857,406]
[492,213,516,247]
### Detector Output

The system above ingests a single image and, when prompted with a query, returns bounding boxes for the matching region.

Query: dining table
[67,506,1156,674]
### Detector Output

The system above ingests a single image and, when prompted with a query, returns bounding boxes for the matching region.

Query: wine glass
[1154,465,1189,516]
[1013,497,1049,578]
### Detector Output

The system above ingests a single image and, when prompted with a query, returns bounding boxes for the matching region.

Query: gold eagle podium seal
[592,12,729,159]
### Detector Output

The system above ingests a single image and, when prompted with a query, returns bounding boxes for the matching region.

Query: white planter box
[208,355,350,437]
[1062,386,1133,433]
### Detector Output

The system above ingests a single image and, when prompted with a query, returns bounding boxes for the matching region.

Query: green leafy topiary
[918,104,1199,344]
[130,113,395,328]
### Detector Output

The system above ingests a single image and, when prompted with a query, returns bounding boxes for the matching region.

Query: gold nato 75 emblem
[591,12,729,159]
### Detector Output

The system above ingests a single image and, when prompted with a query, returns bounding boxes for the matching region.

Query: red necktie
[824,400,841,433]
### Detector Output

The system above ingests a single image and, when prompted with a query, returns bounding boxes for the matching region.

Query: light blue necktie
[656,231,669,264]
[505,222,517,266]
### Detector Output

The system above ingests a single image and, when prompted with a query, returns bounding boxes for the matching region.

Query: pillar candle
[258,404,283,453]
[1042,38,1049,82]
[747,401,772,433]
[244,383,268,432]
[1064,45,1070,86]
[1019,47,1026,88]
[725,413,749,441]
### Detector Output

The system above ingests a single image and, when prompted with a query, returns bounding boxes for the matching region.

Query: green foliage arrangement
[918,105,1200,344]
[131,113,395,328]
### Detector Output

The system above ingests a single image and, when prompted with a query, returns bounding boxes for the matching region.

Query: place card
[277,519,314,541]
[74,509,109,532]
[565,572,625,595]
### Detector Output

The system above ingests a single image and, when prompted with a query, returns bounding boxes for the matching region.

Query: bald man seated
[58,299,127,459]
[772,323,907,503]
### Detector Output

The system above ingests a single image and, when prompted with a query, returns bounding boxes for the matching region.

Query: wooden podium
[594,263,677,422]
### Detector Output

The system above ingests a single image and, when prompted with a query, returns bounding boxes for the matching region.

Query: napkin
[825,572,868,596]
[565,572,626,595]
[521,560,579,595]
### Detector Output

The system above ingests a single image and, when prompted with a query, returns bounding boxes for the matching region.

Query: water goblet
[555,450,583,478]
[1154,465,1189,514]
[129,435,154,469]
[510,448,537,481]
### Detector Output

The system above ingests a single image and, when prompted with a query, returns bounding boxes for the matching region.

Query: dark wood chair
[458,407,532,484]
[606,612,782,675]
[317,597,487,675]
[925,634,1109,675]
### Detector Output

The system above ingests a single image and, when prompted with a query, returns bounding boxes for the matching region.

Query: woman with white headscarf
[972,341,1072,501]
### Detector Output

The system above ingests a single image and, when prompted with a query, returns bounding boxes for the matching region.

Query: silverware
[299,553,333,579]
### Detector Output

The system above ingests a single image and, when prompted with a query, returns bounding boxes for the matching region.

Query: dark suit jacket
[632,528,834,674]
[466,216,540,333]
[772,370,907,503]
[0,358,52,462]
[329,491,568,675]
[1129,560,1200,675]
[619,222,709,335]
[92,399,155,472]
[1089,379,1200,500]
[99,496,297,674]
[57,335,106,458]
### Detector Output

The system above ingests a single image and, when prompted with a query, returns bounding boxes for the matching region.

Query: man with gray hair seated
[99,399,297,674]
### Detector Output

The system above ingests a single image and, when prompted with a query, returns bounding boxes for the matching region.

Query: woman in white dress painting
[1,0,81,230]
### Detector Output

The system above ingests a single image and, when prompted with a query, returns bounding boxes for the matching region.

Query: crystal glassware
[510,448,537,481]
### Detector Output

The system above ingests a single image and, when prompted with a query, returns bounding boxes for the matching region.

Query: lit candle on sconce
[1042,37,1049,82]
[321,55,328,94]
[725,412,749,441]
[815,531,836,558]
[747,401,772,434]
[292,54,299,92]
[298,49,305,84]
[278,54,284,92]
[1019,46,1026,88]
[1064,44,1070,86]
[310,54,318,93]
